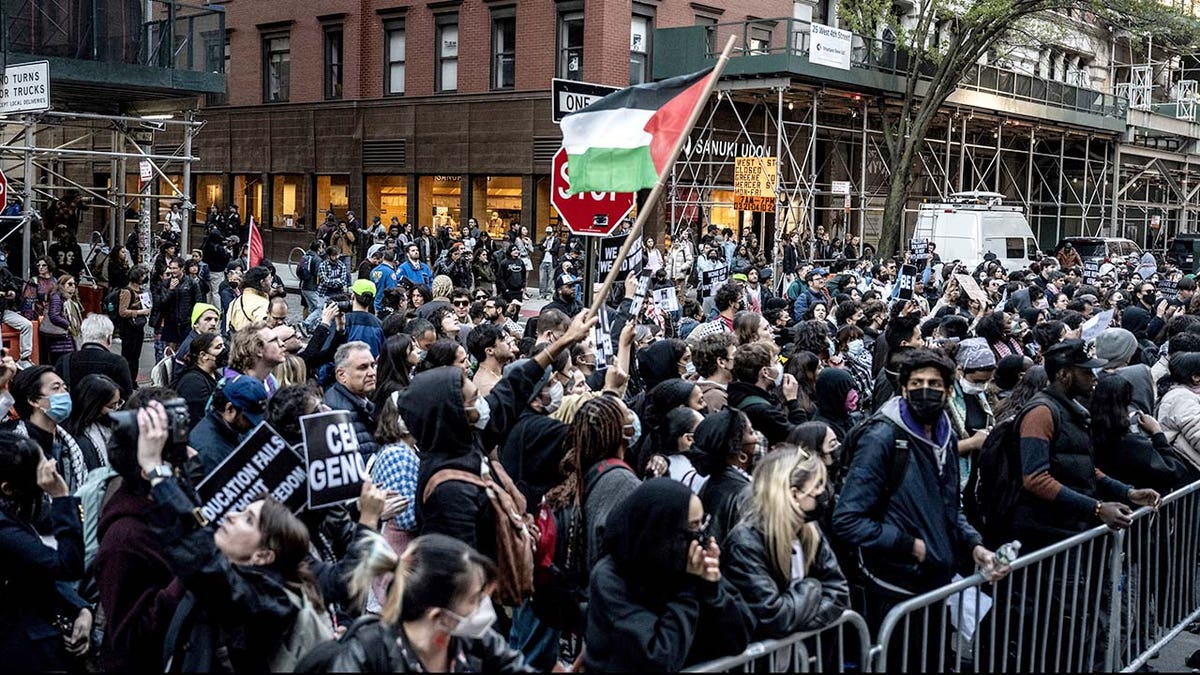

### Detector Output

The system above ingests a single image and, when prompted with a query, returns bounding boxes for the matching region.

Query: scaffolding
[0,109,203,279]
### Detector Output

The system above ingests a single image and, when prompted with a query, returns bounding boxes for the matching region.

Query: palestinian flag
[561,69,713,195]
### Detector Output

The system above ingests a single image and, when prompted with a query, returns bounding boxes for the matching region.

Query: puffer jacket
[666,242,694,281]
[721,521,849,640]
[1156,385,1200,473]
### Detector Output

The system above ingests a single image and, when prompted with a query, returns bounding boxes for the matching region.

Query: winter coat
[727,381,808,444]
[584,479,753,671]
[0,498,87,672]
[721,522,849,639]
[176,367,218,433]
[1156,385,1200,474]
[666,242,695,281]
[307,617,533,672]
[324,382,380,458]
[831,398,983,594]
[498,411,569,515]
[190,409,243,476]
[159,275,201,331]
[698,468,750,548]
[56,342,134,398]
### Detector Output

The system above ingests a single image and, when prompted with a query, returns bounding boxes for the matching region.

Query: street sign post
[550,148,635,237]
[551,78,621,123]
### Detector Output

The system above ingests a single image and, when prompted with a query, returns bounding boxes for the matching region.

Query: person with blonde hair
[720,445,849,639]
[271,353,308,388]
[225,319,284,395]
[314,533,531,671]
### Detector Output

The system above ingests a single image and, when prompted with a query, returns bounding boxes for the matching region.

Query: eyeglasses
[452,300,471,307]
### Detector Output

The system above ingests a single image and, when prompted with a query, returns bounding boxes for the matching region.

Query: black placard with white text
[195,423,307,523]
[301,410,369,509]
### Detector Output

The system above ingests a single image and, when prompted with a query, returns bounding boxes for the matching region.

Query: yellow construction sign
[733,156,777,212]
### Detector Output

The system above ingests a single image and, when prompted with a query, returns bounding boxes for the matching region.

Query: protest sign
[1082,257,1102,286]
[896,264,917,300]
[1081,309,1114,344]
[196,423,307,523]
[593,307,614,368]
[301,410,369,509]
[955,274,990,308]
[700,265,730,299]
[652,285,680,312]
[597,234,644,281]
[1158,279,1180,302]
[910,238,930,262]
[629,271,652,317]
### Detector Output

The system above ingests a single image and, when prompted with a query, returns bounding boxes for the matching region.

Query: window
[695,15,718,54]
[436,15,459,93]
[558,12,584,80]
[630,15,651,85]
[749,25,771,55]
[205,32,230,105]
[491,11,516,89]
[385,20,406,95]
[263,35,290,103]
[272,175,307,229]
[324,26,343,100]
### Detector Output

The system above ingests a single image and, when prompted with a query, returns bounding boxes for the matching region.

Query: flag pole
[585,34,738,320]
[246,215,253,268]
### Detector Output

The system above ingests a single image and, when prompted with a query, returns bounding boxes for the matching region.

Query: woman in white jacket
[1154,352,1200,473]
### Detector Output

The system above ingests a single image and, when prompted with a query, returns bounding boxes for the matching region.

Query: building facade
[191,0,791,260]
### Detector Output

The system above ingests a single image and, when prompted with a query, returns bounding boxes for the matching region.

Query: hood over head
[602,478,695,584]
[815,367,856,419]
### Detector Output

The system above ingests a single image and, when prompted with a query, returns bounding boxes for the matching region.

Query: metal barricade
[685,610,871,673]
[1118,480,1200,672]
[869,525,1118,672]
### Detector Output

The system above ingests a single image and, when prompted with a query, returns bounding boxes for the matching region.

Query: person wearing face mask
[727,342,806,444]
[174,332,227,432]
[722,446,848,640]
[695,409,762,548]
[314,533,532,671]
[665,407,707,494]
[584,478,753,671]
[1,366,88,492]
[63,374,123,471]
[498,353,572,516]
[812,367,860,443]
[832,349,1008,642]
[395,311,595,557]
[189,375,269,475]
[948,338,996,486]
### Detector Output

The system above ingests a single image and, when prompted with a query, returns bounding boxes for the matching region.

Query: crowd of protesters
[0,203,1194,672]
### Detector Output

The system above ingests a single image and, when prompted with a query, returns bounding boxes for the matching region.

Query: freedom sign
[301,410,369,509]
[195,423,307,523]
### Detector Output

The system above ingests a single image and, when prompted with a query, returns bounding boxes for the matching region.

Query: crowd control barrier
[684,610,871,673]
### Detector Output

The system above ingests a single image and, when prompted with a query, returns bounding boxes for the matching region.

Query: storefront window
[271,174,307,229]
[709,189,737,230]
[157,174,184,224]
[316,175,350,222]
[366,175,409,225]
[478,176,522,239]
[419,175,462,232]
[195,175,224,225]
[234,174,264,224]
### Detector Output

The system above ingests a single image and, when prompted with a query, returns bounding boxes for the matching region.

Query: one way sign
[552,78,621,123]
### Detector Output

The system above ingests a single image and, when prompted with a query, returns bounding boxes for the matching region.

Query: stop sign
[0,169,8,206]
[550,148,634,236]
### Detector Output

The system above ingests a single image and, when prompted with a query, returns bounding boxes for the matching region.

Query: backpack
[295,615,389,673]
[101,288,123,317]
[269,585,335,672]
[150,348,176,387]
[296,253,316,282]
[77,466,121,569]
[422,454,536,606]
[964,399,1055,548]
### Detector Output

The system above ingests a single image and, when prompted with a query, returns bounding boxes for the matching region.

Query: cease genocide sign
[301,410,368,509]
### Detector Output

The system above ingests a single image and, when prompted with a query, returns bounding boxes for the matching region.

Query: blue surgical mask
[45,392,72,423]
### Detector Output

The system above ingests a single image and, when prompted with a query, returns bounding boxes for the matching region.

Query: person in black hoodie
[498,353,569,514]
[812,367,859,443]
[497,245,528,303]
[694,409,760,547]
[727,341,806,443]
[585,478,753,671]
[0,431,89,672]
[395,310,596,555]
[722,445,849,640]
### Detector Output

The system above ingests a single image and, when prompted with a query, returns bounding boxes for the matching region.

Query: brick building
[192,0,790,259]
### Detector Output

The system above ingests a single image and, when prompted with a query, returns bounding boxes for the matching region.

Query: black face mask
[214,346,230,369]
[906,387,946,424]
[804,489,833,522]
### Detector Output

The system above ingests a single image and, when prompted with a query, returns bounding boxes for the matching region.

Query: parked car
[1054,237,1144,269]
[1167,233,1200,270]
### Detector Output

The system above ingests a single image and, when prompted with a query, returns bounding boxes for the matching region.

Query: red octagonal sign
[550,147,635,237]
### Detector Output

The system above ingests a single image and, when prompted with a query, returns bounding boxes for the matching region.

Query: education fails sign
[195,423,307,523]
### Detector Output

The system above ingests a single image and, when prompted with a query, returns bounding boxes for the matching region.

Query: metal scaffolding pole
[21,117,34,278]
[182,110,195,251]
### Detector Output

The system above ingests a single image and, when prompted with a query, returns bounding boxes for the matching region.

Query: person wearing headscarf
[585,479,753,671]
[949,337,996,488]
[694,409,761,548]
[498,358,569,515]
[812,368,859,443]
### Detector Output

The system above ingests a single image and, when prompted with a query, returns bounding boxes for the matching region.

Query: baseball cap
[351,279,377,296]
[223,376,268,426]
[1043,339,1106,370]
[556,273,579,288]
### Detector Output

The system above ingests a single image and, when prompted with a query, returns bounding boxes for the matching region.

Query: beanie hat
[191,303,219,327]
[1094,328,1138,368]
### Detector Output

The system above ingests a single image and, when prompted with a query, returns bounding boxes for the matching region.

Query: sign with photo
[301,410,369,509]
[652,285,680,312]
[195,423,307,524]
[629,271,652,316]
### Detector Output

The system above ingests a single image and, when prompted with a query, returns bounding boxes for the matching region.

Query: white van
[914,191,1040,271]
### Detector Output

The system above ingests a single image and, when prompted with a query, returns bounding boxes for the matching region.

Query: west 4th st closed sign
[551,148,635,236]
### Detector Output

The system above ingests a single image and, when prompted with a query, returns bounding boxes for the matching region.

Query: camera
[108,398,191,463]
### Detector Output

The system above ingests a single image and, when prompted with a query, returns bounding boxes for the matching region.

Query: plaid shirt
[370,441,419,531]
[317,257,348,296]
